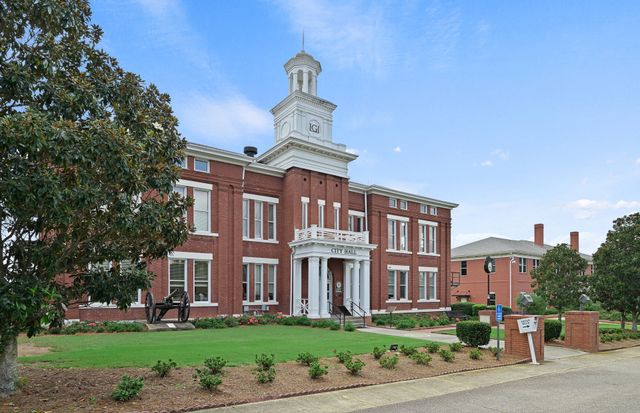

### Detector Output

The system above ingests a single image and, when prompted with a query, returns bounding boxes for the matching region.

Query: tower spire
[302,30,305,51]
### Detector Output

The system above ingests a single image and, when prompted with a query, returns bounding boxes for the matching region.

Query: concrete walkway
[201,346,639,413]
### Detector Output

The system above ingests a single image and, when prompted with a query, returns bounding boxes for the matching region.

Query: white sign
[517,317,538,334]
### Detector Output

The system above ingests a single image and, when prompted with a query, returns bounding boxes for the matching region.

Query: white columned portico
[343,261,352,305]
[362,260,371,314]
[308,256,320,317]
[293,258,302,315]
[352,260,361,306]
[320,257,329,317]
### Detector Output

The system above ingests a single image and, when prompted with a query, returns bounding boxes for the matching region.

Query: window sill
[385,299,411,304]
[386,249,412,255]
[243,238,279,244]
[193,231,219,237]
[417,252,440,257]
[242,301,279,306]
[417,299,440,303]
[192,302,219,307]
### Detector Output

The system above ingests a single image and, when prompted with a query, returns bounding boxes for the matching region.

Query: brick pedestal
[504,315,545,362]
[564,311,599,352]
[478,310,497,326]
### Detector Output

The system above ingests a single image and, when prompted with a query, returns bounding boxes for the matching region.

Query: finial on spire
[302,30,305,51]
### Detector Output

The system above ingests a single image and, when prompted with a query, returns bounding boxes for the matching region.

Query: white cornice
[186,142,251,167]
[348,182,458,209]
[270,90,336,115]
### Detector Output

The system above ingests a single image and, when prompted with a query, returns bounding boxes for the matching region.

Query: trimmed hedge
[544,319,562,341]
[471,304,487,317]
[486,305,513,315]
[451,302,477,317]
[456,321,491,347]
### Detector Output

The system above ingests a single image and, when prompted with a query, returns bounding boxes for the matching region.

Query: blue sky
[91,0,640,254]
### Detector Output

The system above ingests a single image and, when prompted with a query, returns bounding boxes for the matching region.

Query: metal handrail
[349,300,367,327]
[328,301,345,326]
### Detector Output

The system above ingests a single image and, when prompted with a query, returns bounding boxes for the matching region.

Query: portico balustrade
[294,225,369,244]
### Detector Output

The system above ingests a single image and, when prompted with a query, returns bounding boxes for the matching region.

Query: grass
[19,325,436,368]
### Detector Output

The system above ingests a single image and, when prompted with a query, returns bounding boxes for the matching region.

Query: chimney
[534,223,544,246]
[570,231,579,252]
[243,146,258,157]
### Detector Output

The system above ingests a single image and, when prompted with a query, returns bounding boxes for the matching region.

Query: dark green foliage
[335,350,353,364]
[194,318,227,329]
[111,375,144,401]
[451,302,477,317]
[254,353,276,371]
[372,346,386,359]
[308,361,329,379]
[471,304,487,317]
[379,354,399,369]
[254,367,276,383]
[151,359,176,378]
[456,321,491,347]
[223,316,240,328]
[203,356,227,375]
[399,345,419,356]
[375,318,387,326]
[449,342,463,352]
[410,352,432,365]
[343,322,356,331]
[330,323,341,330]
[469,349,483,360]
[487,305,513,315]
[46,321,145,335]
[254,353,276,383]
[425,342,441,353]
[544,319,562,341]
[277,315,312,326]
[194,369,222,391]
[438,348,455,362]
[344,358,365,375]
[437,314,452,326]
[296,352,319,366]
[520,293,549,315]
[394,318,417,330]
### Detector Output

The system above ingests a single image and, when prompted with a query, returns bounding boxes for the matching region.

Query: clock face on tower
[309,120,320,134]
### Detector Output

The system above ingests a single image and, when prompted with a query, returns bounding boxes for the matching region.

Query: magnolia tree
[530,244,589,322]
[0,0,189,395]
[591,213,640,331]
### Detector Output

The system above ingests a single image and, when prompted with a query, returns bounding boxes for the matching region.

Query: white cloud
[393,146,401,153]
[635,157,640,165]
[176,94,271,143]
[273,0,393,76]
[346,147,359,155]
[565,199,640,219]
[480,160,493,167]
[493,149,510,161]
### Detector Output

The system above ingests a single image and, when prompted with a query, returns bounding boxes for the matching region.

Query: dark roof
[452,237,592,262]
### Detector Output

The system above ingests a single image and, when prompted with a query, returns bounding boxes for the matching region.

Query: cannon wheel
[178,291,191,323]
[145,291,156,324]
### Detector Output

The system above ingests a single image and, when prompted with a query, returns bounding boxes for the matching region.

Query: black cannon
[145,289,190,324]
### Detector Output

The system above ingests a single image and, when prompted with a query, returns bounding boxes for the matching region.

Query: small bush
[438,348,455,362]
[426,342,441,353]
[255,353,276,371]
[296,352,319,366]
[375,318,387,326]
[308,361,329,379]
[255,367,276,383]
[488,346,501,357]
[372,346,386,359]
[379,354,399,369]
[456,321,491,347]
[394,318,417,330]
[344,322,356,332]
[471,304,487,317]
[449,342,463,352]
[204,356,227,375]
[344,358,365,375]
[451,302,477,317]
[437,314,451,326]
[544,319,562,342]
[151,359,177,378]
[330,323,341,330]
[111,375,144,401]
[336,350,353,364]
[312,320,335,329]
[194,318,226,329]
[469,349,483,360]
[399,345,419,357]
[410,352,432,366]
[194,369,222,391]
[223,316,240,328]
[419,318,435,328]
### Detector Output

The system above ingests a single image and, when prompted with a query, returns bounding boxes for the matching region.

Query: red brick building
[69,50,458,321]
[450,224,593,308]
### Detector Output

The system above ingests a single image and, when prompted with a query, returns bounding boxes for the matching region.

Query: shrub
[451,302,477,317]
[488,346,501,357]
[437,314,452,326]
[194,368,222,391]
[375,318,387,326]
[255,367,276,383]
[223,316,240,328]
[487,305,513,315]
[296,352,319,366]
[544,319,562,342]
[372,346,386,359]
[399,345,419,357]
[425,342,441,353]
[438,348,455,362]
[308,361,329,379]
[151,359,177,378]
[194,317,226,329]
[312,320,335,329]
[204,356,227,375]
[255,353,276,371]
[456,321,491,347]
[336,350,353,364]
[379,354,399,369]
[103,321,145,333]
[410,352,432,366]
[469,349,483,360]
[111,375,144,401]
[344,358,365,375]
[419,318,435,328]
[471,304,487,317]
[449,342,463,352]
[394,318,417,330]
[344,321,356,332]
[330,323,341,330]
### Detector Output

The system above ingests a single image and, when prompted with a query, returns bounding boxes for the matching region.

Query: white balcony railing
[294,225,369,244]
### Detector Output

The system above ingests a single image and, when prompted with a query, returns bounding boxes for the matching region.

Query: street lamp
[518,293,533,315]
[484,256,495,306]
[579,294,591,311]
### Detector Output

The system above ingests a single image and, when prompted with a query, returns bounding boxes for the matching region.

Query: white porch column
[308,257,320,317]
[292,71,299,92]
[343,261,352,305]
[293,258,302,315]
[302,70,309,93]
[320,257,329,317]
[362,260,371,314]
[352,260,361,307]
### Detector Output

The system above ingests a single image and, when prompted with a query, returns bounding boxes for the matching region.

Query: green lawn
[19,325,433,368]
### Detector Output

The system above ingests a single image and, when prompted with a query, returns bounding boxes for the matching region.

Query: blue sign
[496,304,503,322]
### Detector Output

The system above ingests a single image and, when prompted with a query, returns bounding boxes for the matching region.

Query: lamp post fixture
[484,256,494,306]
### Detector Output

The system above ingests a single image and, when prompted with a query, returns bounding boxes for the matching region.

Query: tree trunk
[620,312,626,330]
[0,337,18,397]
[632,312,638,332]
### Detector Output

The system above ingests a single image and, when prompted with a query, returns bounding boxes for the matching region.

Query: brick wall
[564,311,599,352]
[504,315,545,362]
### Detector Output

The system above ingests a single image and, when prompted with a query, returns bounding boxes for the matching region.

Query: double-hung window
[254,201,263,239]
[301,197,309,229]
[333,203,340,230]
[428,225,437,253]
[388,268,408,300]
[268,265,276,301]
[194,158,209,172]
[169,259,186,295]
[388,215,409,251]
[193,260,210,302]
[399,200,408,210]
[532,259,540,270]
[419,220,438,254]
[243,259,278,303]
[267,204,276,240]
[399,221,408,250]
[318,200,325,228]
[348,211,364,232]
[419,268,438,300]
[242,199,250,238]
[193,189,210,232]
[461,261,468,276]
[242,264,249,301]
[243,194,278,241]
[254,264,263,302]
[388,219,397,249]
[519,257,527,273]
[389,198,397,208]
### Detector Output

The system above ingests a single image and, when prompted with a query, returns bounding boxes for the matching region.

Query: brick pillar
[478,310,497,326]
[504,315,545,362]
[564,311,599,352]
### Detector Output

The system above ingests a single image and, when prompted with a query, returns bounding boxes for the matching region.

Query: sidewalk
[200,346,639,413]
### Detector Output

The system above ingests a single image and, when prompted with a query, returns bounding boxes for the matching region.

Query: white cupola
[284,51,322,96]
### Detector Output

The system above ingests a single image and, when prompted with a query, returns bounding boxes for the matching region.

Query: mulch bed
[599,339,640,351]
[2,348,524,413]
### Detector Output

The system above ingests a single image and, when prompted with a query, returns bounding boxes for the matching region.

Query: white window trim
[333,202,341,208]
[267,203,277,240]
[169,251,213,260]
[254,200,263,239]
[301,196,310,202]
[267,265,277,302]
[243,257,279,265]
[194,158,210,173]
[243,193,279,204]
[418,219,438,227]
[254,264,264,302]
[386,299,412,304]
[399,200,408,210]
[242,199,250,238]
[386,249,413,255]
[168,258,187,295]
[193,188,211,233]
[388,264,410,271]
[193,231,219,237]
[348,210,365,217]
[177,179,212,191]
[193,260,211,304]
[387,213,410,222]
[317,199,326,206]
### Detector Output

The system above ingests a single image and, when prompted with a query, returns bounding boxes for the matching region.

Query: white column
[311,73,317,95]
[320,257,329,317]
[292,71,299,92]
[308,257,320,317]
[343,261,352,305]
[302,70,309,93]
[293,258,302,315]
[362,260,371,314]
[352,260,361,307]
